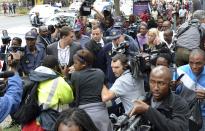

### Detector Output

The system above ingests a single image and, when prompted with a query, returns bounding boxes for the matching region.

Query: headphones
[123,64,129,70]
[121,57,130,71]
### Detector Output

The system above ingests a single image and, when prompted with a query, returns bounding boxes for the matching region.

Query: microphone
[0,71,15,78]
[176,74,184,82]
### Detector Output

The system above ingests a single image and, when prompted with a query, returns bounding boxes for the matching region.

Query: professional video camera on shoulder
[8,46,25,53]
[126,21,141,39]
[1,30,11,45]
[112,41,130,56]
[79,0,95,16]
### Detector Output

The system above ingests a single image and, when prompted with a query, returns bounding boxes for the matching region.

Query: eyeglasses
[149,80,169,87]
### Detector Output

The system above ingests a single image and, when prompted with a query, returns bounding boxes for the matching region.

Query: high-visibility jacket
[37,76,74,110]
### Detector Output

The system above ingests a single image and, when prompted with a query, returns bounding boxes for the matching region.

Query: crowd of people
[0,1,205,131]
[1,2,17,15]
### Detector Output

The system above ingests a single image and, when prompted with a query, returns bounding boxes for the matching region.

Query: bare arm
[101,84,115,102]
[92,6,104,20]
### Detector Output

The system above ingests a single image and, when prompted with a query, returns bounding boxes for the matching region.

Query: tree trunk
[114,0,120,16]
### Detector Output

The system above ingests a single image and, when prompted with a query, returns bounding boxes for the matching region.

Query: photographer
[129,66,189,131]
[0,30,12,71]
[8,37,24,76]
[102,29,138,87]
[102,54,145,114]
[0,52,23,123]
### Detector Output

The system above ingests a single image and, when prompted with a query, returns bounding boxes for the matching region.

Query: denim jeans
[199,117,205,131]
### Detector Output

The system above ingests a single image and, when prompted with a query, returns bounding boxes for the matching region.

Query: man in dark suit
[36,26,51,48]
[85,25,108,72]
[47,26,81,76]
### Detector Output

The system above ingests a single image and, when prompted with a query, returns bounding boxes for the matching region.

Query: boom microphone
[0,71,15,78]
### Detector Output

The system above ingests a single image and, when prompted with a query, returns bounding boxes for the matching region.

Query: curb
[0,13,26,17]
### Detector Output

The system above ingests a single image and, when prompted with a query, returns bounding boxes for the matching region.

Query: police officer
[20,30,46,75]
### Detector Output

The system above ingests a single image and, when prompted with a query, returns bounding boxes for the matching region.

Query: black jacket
[85,38,108,72]
[142,92,190,131]
[36,35,51,48]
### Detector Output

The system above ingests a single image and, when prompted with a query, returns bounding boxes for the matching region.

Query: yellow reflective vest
[37,76,74,109]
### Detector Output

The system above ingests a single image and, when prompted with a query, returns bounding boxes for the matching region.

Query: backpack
[175,83,203,131]
[12,78,42,125]
[188,98,203,131]
[176,19,205,50]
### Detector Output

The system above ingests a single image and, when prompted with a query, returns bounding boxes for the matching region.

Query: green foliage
[16,7,28,15]
[3,125,21,131]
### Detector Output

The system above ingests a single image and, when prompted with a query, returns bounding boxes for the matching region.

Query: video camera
[109,41,152,77]
[79,0,95,16]
[1,30,11,45]
[112,41,130,56]
[110,113,151,131]
[125,21,141,39]
[8,46,25,53]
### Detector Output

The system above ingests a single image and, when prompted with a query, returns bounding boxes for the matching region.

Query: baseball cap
[25,31,37,39]
[73,24,82,32]
[109,29,122,40]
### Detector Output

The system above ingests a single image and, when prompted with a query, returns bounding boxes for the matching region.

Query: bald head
[149,66,171,101]
[150,66,171,81]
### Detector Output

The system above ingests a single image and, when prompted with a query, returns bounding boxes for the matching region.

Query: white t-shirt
[179,9,187,17]
[151,10,158,20]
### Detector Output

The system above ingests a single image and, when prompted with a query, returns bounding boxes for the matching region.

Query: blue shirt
[177,64,205,117]
[0,73,23,122]
[20,44,46,74]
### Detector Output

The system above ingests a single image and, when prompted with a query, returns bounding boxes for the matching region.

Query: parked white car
[29,4,62,26]
[44,12,77,28]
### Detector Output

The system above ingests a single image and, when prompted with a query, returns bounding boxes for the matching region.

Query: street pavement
[0,7,71,46]
[0,14,34,46]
